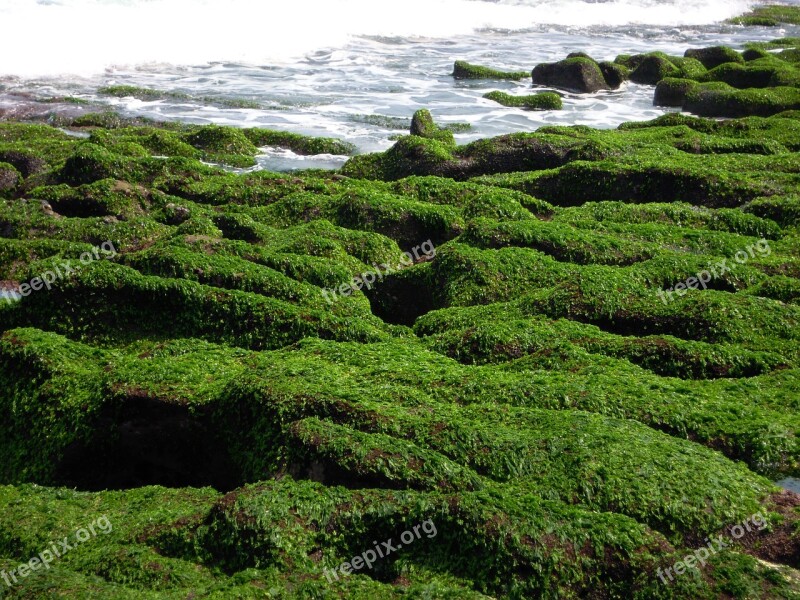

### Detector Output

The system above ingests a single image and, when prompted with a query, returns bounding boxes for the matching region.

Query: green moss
[483,91,563,110]
[1,112,800,599]
[409,109,456,145]
[729,5,800,26]
[684,46,744,69]
[244,128,357,155]
[29,179,151,219]
[452,60,529,80]
[0,161,21,197]
[685,85,800,118]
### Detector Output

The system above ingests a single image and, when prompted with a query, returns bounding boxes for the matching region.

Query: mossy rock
[451,60,528,80]
[654,77,698,106]
[685,46,745,69]
[2,114,800,599]
[244,128,357,155]
[483,90,563,110]
[685,85,800,118]
[409,109,456,145]
[630,53,680,85]
[729,5,800,26]
[183,124,258,167]
[598,61,630,89]
[0,162,21,197]
[531,57,611,93]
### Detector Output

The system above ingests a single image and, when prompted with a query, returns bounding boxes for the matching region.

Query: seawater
[2,0,800,170]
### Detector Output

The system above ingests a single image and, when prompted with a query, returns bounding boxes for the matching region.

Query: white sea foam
[0,0,756,76]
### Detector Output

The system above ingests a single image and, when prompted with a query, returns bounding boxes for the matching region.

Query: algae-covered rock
[630,53,680,84]
[409,109,456,145]
[483,90,563,110]
[452,60,529,80]
[598,60,629,89]
[729,5,800,26]
[685,45,745,69]
[685,85,800,117]
[532,57,611,93]
[0,162,21,197]
[2,111,800,600]
[244,128,357,155]
[654,77,697,106]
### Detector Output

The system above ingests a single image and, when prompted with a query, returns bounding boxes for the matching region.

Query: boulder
[598,61,629,89]
[684,46,744,70]
[654,78,697,107]
[701,63,778,89]
[630,55,679,85]
[532,57,610,93]
[483,91,563,110]
[410,109,455,146]
[452,60,528,81]
[684,84,800,118]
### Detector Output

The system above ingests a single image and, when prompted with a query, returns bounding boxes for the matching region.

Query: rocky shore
[0,6,799,599]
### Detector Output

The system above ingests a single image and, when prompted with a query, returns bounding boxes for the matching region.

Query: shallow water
[2,0,800,157]
[777,477,800,494]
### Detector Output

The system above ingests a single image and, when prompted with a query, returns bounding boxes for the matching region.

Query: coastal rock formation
[532,57,611,93]
[685,45,744,69]
[452,60,529,80]
[483,90,563,110]
[410,108,455,145]
[0,162,21,196]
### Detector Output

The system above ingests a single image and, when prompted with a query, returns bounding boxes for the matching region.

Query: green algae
[483,91,563,110]
[0,110,798,599]
[451,60,529,80]
[729,5,800,27]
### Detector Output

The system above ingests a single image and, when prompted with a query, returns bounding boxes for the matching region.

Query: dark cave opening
[55,396,241,492]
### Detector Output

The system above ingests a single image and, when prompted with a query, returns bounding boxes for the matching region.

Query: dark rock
[598,62,629,89]
[532,58,610,93]
[654,78,697,107]
[567,52,594,60]
[684,46,744,70]
[630,55,679,85]
[743,48,771,62]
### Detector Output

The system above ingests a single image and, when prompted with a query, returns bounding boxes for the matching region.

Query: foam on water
[3,0,800,161]
[0,0,756,76]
